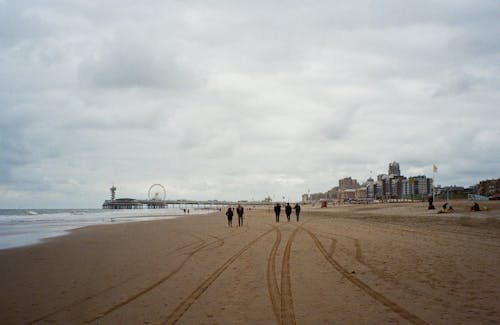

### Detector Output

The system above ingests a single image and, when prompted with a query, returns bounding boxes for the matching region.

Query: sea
[0,206,216,250]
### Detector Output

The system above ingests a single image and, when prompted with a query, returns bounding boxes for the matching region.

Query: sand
[1,201,499,324]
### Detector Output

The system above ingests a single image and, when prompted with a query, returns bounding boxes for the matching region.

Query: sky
[1,0,499,208]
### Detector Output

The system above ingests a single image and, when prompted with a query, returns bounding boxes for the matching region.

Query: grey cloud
[368,0,500,27]
[78,40,204,90]
[0,2,50,48]
[1,1,499,207]
[432,71,476,97]
[317,107,359,140]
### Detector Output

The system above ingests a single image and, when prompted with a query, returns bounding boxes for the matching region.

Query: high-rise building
[388,161,401,177]
[390,176,406,198]
[402,175,433,198]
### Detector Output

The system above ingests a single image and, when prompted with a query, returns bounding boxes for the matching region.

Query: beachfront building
[365,178,376,200]
[339,177,360,190]
[303,161,438,203]
[326,187,339,200]
[401,175,433,199]
[477,178,500,197]
[376,174,391,199]
[340,189,356,202]
[310,192,327,202]
[390,175,406,199]
[402,179,411,198]
[388,161,401,177]
[355,187,368,199]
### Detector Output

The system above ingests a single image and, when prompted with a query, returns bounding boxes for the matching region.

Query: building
[388,161,401,177]
[310,192,327,201]
[340,189,356,202]
[102,198,143,209]
[390,176,406,198]
[402,175,433,199]
[301,161,440,202]
[376,174,391,199]
[355,187,368,199]
[339,177,360,190]
[326,187,339,200]
[365,177,376,200]
[477,178,500,197]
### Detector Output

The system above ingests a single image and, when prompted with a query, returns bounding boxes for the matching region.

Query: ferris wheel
[148,184,166,201]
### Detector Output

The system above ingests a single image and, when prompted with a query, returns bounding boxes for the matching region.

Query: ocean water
[0,206,216,250]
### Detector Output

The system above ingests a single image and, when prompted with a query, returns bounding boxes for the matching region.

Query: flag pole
[432,164,437,202]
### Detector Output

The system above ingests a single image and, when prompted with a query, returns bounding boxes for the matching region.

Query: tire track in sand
[84,229,246,324]
[266,227,281,323]
[161,227,275,325]
[328,238,337,257]
[280,227,299,325]
[26,235,207,325]
[314,227,432,292]
[301,225,428,325]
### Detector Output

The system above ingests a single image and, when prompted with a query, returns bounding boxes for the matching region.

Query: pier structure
[102,198,168,209]
[102,184,169,209]
[102,198,274,209]
[101,184,281,210]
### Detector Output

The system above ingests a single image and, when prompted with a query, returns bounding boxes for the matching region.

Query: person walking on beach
[226,207,233,227]
[236,204,244,227]
[285,203,292,222]
[274,203,281,223]
[294,203,301,222]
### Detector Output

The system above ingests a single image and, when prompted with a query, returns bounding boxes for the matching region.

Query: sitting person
[471,202,480,212]
[437,203,455,214]
[428,196,435,210]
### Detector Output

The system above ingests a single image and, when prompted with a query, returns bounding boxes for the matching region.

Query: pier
[101,185,272,209]
[102,198,272,209]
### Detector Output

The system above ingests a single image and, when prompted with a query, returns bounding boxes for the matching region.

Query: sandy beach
[1,201,499,324]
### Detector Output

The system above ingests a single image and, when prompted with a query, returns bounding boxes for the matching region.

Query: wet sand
[1,201,499,324]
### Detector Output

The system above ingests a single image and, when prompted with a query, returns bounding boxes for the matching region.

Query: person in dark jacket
[294,203,301,222]
[285,203,292,222]
[226,207,233,227]
[236,204,244,226]
[274,203,281,223]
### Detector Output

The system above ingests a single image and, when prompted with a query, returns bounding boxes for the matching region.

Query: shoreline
[1,202,499,324]
[0,208,218,251]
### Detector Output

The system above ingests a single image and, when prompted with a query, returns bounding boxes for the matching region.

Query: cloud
[78,38,204,91]
[0,1,499,207]
[0,2,50,48]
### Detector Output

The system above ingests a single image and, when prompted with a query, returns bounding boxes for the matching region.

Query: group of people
[225,204,245,227]
[224,202,302,227]
[428,196,489,213]
[274,202,301,223]
[437,202,455,214]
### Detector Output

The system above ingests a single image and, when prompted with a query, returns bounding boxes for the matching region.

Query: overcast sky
[1,1,499,208]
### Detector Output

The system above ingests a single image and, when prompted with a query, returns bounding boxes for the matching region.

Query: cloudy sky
[1,0,499,208]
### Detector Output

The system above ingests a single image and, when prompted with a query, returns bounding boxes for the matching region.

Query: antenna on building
[110,184,116,201]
